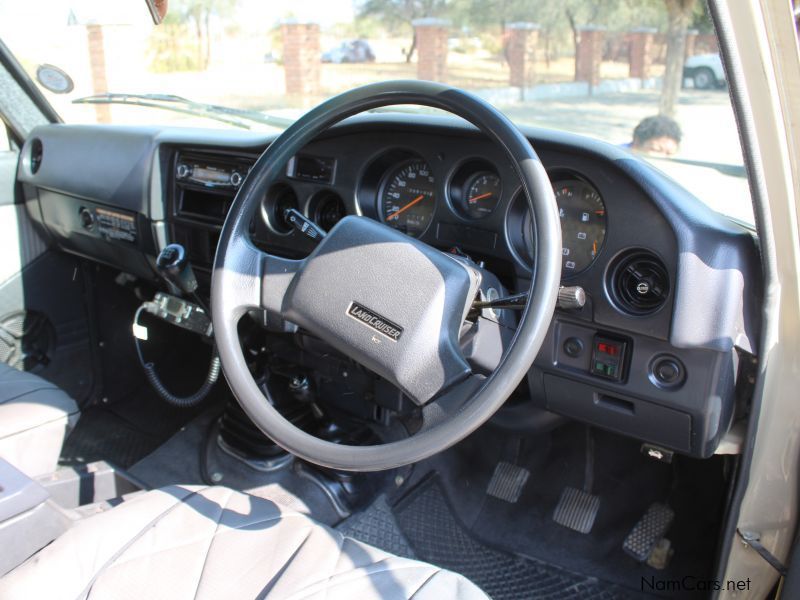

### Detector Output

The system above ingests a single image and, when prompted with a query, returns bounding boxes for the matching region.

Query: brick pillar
[506,22,540,89]
[684,29,699,58]
[628,27,656,79]
[413,18,449,82]
[575,26,605,87]
[86,25,111,123]
[281,21,321,102]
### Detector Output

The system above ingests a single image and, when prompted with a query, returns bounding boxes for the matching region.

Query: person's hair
[632,115,682,147]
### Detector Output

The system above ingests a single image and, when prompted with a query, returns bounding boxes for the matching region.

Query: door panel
[0,127,94,403]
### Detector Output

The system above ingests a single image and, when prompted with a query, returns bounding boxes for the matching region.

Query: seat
[0,484,488,599]
[0,362,79,477]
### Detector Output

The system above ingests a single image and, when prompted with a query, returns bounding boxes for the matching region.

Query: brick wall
[413,19,449,82]
[575,27,604,87]
[281,21,321,101]
[506,23,539,88]
[86,25,111,123]
[628,28,657,79]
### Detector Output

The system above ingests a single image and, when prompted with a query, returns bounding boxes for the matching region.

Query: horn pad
[282,216,479,404]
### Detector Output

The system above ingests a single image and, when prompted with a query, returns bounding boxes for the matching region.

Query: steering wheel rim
[211,80,561,472]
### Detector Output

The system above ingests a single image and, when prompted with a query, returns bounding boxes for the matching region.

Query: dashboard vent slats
[609,250,670,315]
[30,139,43,174]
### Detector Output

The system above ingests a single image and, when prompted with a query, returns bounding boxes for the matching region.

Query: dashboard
[16,115,762,459]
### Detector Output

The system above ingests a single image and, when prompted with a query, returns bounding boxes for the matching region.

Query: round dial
[554,179,606,275]
[460,172,501,219]
[314,193,346,231]
[380,159,436,237]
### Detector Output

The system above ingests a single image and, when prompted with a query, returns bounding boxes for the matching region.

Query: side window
[0,124,18,205]
[0,125,11,152]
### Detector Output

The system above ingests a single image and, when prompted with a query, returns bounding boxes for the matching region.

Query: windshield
[0,0,753,224]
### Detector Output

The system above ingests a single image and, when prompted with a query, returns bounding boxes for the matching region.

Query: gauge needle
[468,192,493,204]
[592,240,597,255]
[387,194,425,220]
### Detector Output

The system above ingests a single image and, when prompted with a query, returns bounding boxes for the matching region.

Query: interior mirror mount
[144,0,168,25]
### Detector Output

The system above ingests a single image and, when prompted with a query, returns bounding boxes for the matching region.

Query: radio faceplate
[175,152,253,190]
[172,151,255,225]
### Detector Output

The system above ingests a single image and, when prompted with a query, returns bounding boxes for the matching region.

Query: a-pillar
[628,27,657,79]
[575,26,605,88]
[413,18,449,82]
[506,22,540,90]
[281,20,321,102]
[86,25,111,123]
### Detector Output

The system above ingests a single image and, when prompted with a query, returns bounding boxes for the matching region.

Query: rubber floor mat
[393,478,642,600]
[337,495,416,559]
[60,406,166,468]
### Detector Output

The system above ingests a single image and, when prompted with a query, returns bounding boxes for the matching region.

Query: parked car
[683,52,727,89]
[322,39,375,63]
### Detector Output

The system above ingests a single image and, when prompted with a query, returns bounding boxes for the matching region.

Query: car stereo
[175,156,249,189]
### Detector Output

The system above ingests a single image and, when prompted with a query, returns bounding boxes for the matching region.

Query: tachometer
[554,179,606,275]
[460,171,501,219]
[380,159,436,237]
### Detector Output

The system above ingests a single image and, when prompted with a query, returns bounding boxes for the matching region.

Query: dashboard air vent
[609,250,670,315]
[29,139,43,174]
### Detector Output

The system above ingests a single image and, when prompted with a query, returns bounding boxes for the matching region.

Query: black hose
[134,305,220,408]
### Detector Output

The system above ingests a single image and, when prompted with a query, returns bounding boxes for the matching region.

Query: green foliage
[147,23,204,72]
[355,0,711,38]
[329,15,385,39]
[168,0,239,23]
[358,0,448,34]
[151,0,240,71]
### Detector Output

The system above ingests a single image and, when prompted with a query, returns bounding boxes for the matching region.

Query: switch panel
[590,335,628,381]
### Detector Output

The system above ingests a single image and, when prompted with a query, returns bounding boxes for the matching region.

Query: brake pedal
[553,486,601,533]
[623,502,675,562]
[553,427,601,534]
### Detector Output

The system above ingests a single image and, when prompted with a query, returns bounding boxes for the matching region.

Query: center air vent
[609,250,670,315]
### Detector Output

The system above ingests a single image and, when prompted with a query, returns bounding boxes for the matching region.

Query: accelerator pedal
[623,502,675,562]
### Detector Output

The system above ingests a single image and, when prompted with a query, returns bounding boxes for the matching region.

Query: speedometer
[380,159,436,238]
[553,179,606,275]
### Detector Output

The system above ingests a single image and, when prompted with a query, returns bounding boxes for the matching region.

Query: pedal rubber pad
[552,487,601,534]
[486,462,530,503]
[623,502,675,562]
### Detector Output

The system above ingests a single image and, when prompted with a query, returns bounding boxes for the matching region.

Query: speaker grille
[610,251,670,315]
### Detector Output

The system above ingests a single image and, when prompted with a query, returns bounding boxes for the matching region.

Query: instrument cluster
[258,148,609,280]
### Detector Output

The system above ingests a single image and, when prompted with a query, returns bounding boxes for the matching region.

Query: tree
[659,0,696,117]
[358,0,447,62]
[168,0,238,70]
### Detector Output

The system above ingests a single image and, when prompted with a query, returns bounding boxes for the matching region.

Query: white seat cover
[0,363,79,477]
[0,485,488,600]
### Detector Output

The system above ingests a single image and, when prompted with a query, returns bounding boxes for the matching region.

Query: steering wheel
[211,81,561,472]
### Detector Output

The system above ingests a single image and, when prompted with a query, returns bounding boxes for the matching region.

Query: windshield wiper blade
[647,154,747,178]
[72,93,295,130]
